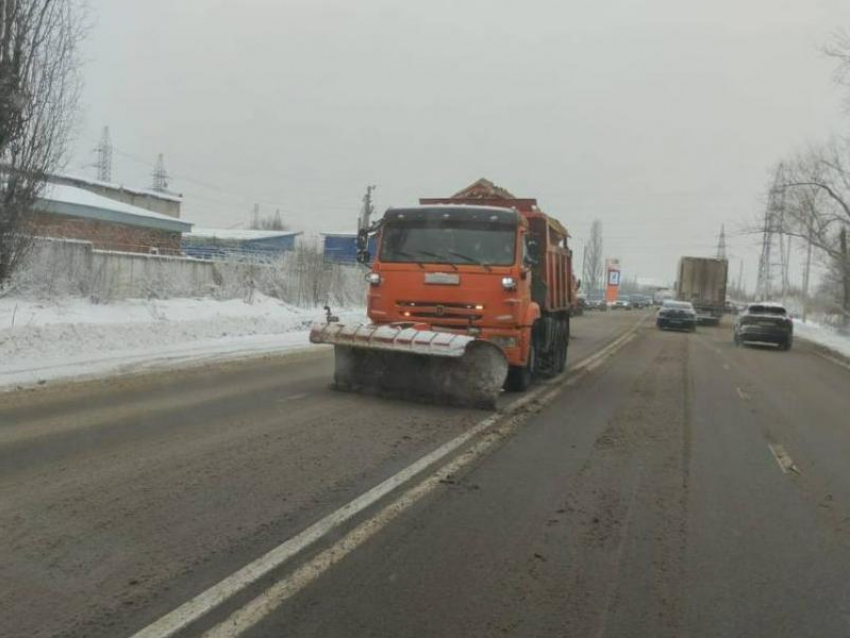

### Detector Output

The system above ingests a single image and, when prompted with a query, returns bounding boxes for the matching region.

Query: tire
[780,337,793,351]
[506,342,535,392]
[556,330,568,373]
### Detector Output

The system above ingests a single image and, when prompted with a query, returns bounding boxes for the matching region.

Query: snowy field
[0,295,365,390]
[794,319,850,360]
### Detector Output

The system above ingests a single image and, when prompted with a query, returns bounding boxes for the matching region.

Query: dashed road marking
[768,443,800,475]
[736,387,750,401]
[276,393,308,402]
[130,319,646,638]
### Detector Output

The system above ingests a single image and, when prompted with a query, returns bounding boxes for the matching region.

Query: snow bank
[794,319,850,360]
[0,295,365,390]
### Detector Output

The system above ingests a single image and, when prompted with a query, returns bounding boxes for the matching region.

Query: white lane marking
[723,363,730,371]
[201,332,642,638]
[276,393,308,403]
[813,350,850,373]
[130,320,644,638]
[203,382,572,637]
[768,443,799,475]
[736,387,750,401]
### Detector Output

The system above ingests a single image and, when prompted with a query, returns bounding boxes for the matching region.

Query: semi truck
[310,179,576,408]
[675,256,728,324]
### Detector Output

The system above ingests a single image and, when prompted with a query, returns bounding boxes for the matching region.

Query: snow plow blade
[309,323,509,409]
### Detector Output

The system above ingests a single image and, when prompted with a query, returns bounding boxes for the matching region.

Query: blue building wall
[322,234,377,264]
[182,234,299,260]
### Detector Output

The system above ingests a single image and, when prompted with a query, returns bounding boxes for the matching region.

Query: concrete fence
[13,237,366,307]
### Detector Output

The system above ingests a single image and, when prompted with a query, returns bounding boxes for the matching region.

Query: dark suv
[733,303,793,350]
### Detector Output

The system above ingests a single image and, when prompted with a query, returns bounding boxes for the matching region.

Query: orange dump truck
[310,179,576,408]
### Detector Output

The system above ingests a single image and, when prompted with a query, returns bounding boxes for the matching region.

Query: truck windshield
[380,221,517,266]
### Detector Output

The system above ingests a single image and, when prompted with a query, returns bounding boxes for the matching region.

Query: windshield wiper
[392,250,424,268]
[416,250,458,270]
[446,250,492,271]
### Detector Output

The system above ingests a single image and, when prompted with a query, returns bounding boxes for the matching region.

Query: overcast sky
[70,0,850,288]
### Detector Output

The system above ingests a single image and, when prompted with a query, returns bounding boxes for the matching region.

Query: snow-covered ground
[0,295,365,390]
[794,319,850,360]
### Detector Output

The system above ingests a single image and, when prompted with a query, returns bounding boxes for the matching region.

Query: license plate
[424,272,460,285]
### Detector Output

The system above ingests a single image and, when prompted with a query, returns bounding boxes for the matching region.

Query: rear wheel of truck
[556,318,569,373]
[506,339,536,392]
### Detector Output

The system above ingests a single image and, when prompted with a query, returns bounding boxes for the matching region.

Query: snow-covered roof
[320,231,358,237]
[186,228,301,241]
[52,172,183,203]
[37,184,192,233]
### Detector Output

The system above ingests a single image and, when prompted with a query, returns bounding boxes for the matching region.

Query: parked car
[585,296,608,311]
[656,300,697,331]
[611,299,631,310]
[733,302,793,350]
[574,295,586,316]
[629,294,652,309]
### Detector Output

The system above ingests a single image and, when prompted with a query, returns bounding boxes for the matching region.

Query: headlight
[501,276,517,290]
[366,272,381,286]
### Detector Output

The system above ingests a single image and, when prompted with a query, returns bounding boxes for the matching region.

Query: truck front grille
[396,300,483,322]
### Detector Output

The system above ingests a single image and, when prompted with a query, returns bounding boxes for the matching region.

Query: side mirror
[576,279,582,290]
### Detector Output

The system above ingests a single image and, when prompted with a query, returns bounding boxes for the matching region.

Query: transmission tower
[756,164,791,301]
[716,224,727,260]
[152,153,169,192]
[94,126,113,182]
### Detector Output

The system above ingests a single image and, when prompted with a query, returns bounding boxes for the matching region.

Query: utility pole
[737,259,744,298]
[152,153,169,192]
[356,185,376,263]
[802,221,813,323]
[580,242,587,289]
[95,126,113,182]
[841,226,849,330]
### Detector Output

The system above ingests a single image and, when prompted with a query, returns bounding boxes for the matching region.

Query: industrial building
[32,181,192,255]
[320,232,376,264]
[182,228,301,260]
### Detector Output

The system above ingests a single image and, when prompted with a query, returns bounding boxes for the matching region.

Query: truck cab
[367,205,535,370]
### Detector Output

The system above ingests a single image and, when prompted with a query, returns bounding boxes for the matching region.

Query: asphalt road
[2,310,849,637]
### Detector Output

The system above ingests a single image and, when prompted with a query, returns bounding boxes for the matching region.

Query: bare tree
[0,0,84,286]
[777,141,850,326]
[582,219,604,294]
[248,208,289,231]
[825,30,850,109]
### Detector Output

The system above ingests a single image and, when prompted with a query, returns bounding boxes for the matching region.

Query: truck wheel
[506,341,535,392]
[556,332,568,373]
[781,337,793,351]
